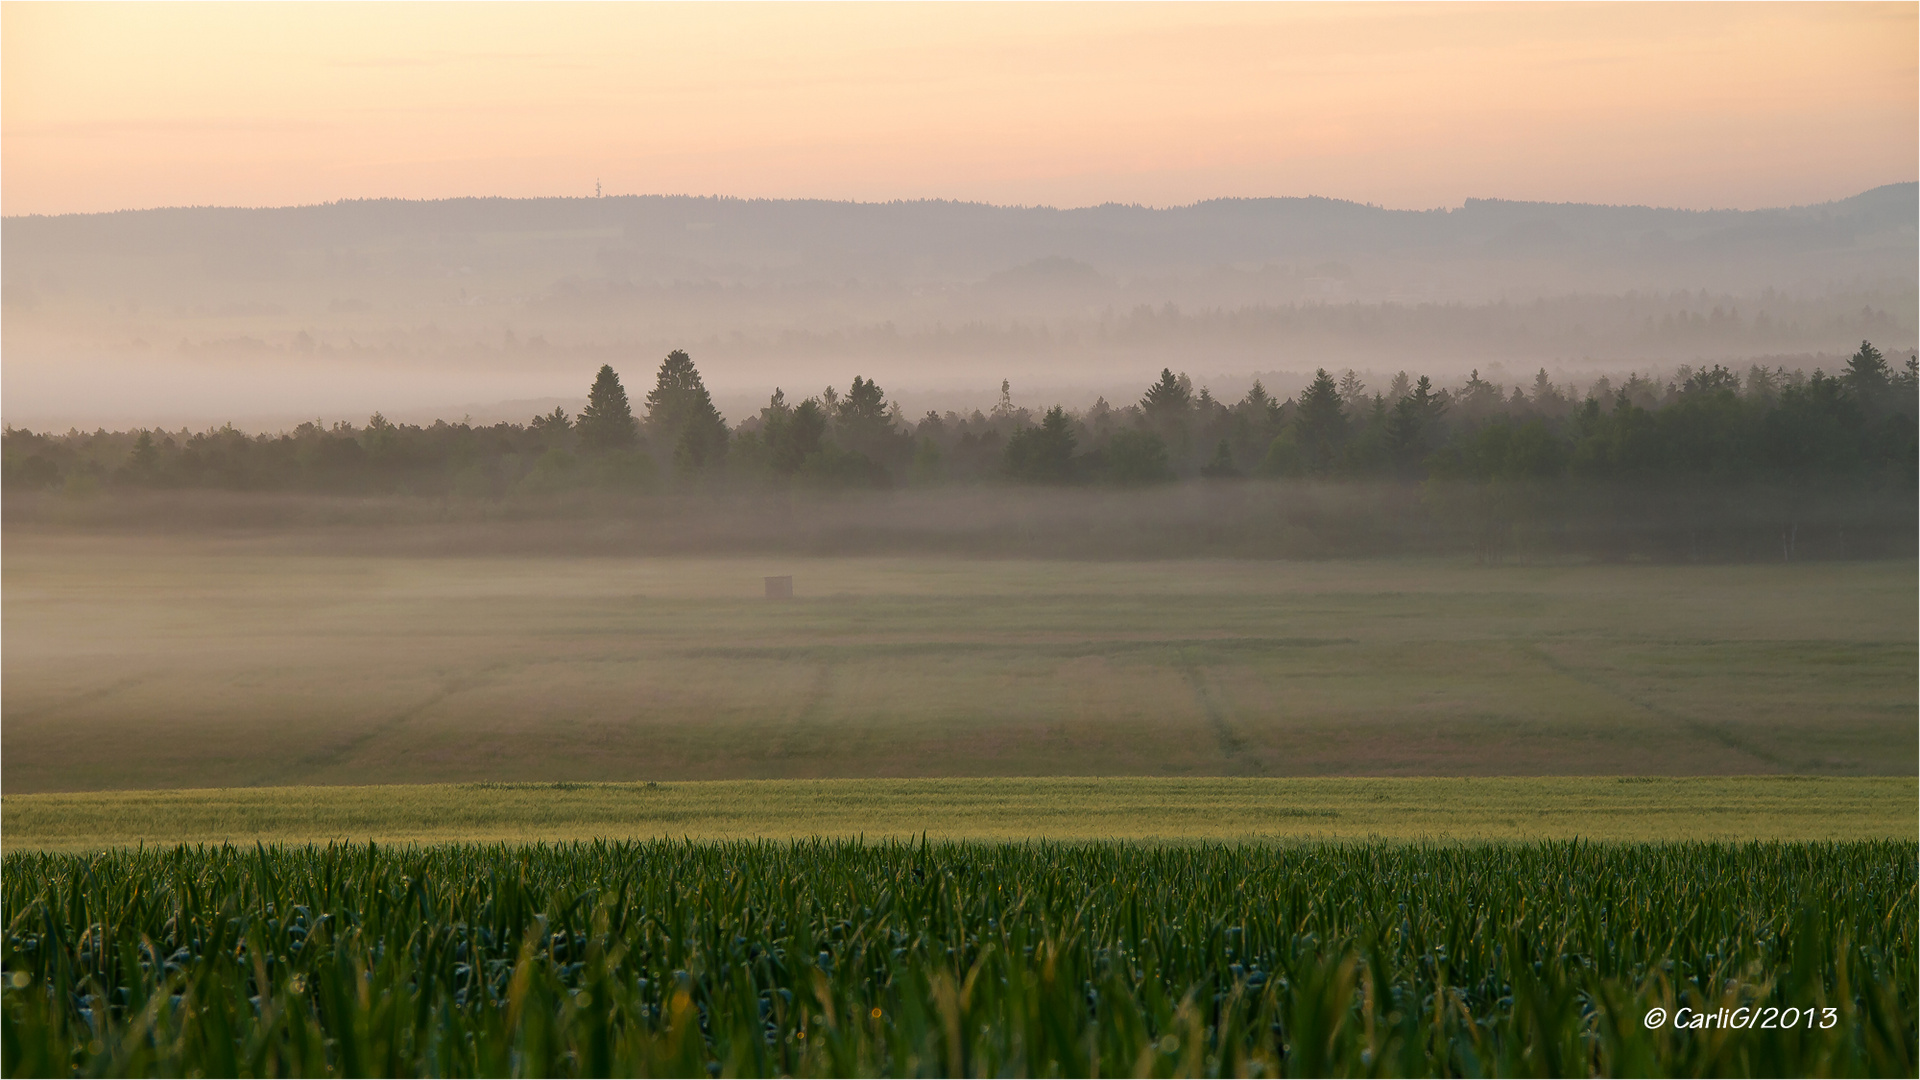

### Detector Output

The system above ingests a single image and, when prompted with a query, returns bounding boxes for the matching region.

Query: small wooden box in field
[764,575,793,599]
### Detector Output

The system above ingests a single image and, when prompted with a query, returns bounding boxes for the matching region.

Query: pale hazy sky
[3,2,1915,216]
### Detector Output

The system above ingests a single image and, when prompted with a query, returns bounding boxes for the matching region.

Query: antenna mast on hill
[595,179,602,198]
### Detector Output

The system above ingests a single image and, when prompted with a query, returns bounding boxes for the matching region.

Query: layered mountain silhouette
[2,185,1912,428]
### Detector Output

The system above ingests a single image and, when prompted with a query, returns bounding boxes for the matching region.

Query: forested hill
[5,185,1914,433]
[7,184,1913,297]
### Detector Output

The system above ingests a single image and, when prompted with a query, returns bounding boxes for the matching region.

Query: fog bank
[5,186,1913,430]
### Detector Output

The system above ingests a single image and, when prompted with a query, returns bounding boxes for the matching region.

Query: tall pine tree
[1003,405,1077,482]
[577,365,638,450]
[1845,340,1891,413]
[1140,368,1193,418]
[1293,368,1349,473]
[645,350,728,468]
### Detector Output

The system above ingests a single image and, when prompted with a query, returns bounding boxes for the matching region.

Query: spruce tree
[833,376,901,460]
[1845,340,1890,409]
[130,430,159,471]
[1140,368,1193,418]
[1200,439,1241,479]
[1239,380,1283,436]
[1293,368,1349,473]
[1337,369,1367,405]
[577,365,638,450]
[644,349,728,467]
[1141,368,1196,462]
[1004,405,1076,482]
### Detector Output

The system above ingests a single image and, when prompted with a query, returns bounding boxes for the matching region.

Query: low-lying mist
[4,186,1913,431]
[9,334,1914,564]
[8,481,1911,564]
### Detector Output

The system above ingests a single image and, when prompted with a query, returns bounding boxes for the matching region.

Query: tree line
[5,342,1914,500]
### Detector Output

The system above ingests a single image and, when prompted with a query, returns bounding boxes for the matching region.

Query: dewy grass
[3,839,1914,1077]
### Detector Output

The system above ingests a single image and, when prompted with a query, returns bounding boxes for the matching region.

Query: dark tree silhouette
[644,350,726,467]
[130,431,159,471]
[1004,406,1077,482]
[8,343,1915,556]
[1845,340,1892,416]
[1106,429,1173,486]
[758,390,829,475]
[1292,368,1349,473]
[1140,368,1193,419]
[1200,439,1241,479]
[1386,375,1445,476]
[577,366,638,450]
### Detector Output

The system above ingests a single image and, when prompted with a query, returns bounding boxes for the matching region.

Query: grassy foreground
[5,839,1914,1077]
[5,776,1913,851]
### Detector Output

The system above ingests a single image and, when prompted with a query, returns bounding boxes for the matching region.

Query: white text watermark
[1644,1006,1838,1031]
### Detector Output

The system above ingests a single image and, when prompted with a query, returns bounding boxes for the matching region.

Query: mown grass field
[5,777,1914,852]
[5,839,1913,1077]
[5,535,1914,792]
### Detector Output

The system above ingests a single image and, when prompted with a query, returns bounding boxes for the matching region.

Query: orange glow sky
[3,2,1914,216]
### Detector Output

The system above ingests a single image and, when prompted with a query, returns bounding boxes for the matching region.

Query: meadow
[4,777,1915,852]
[4,838,1913,1077]
[7,528,1914,1075]
[5,533,1914,793]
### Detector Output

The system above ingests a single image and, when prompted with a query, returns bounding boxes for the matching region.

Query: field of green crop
[4,839,1913,1077]
[6,536,1915,792]
[6,776,1915,852]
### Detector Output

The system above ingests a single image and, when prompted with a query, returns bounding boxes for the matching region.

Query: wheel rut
[1522,644,1789,769]
[271,671,493,783]
[1179,655,1262,775]
[768,661,837,762]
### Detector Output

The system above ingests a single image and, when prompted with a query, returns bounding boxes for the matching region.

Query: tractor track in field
[6,672,156,723]
[269,672,494,784]
[767,660,838,762]
[1522,644,1789,769]
[1178,654,1263,776]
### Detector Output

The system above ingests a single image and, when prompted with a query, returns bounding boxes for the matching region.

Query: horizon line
[6,181,1915,223]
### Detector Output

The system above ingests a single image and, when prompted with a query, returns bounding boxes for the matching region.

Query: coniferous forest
[6,342,1914,562]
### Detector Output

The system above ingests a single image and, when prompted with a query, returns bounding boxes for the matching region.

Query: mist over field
[3,185,1914,431]
[5,7,1917,1074]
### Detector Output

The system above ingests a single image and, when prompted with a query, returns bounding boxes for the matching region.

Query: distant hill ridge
[6,183,1913,315]
[7,181,1913,220]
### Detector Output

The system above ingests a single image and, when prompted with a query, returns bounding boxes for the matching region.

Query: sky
[3,2,1914,217]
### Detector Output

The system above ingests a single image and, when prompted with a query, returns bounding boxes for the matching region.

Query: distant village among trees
[6,343,1913,501]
